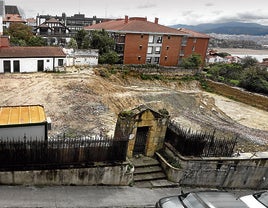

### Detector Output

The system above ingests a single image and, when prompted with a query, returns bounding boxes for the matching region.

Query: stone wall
[158,143,268,189]
[206,80,268,111]
[0,162,133,186]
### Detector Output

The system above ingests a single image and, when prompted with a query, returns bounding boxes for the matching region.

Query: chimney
[0,36,10,48]
[154,17,159,24]
[125,15,129,23]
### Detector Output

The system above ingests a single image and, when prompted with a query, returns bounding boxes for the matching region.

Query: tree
[241,56,258,68]
[67,38,78,49]
[4,23,33,46]
[89,29,115,55]
[27,36,47,46]
[74,29,89,49]
[181,54,202,69]
[99,51,119,64]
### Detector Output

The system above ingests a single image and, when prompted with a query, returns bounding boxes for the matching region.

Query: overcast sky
[5,0,268,26]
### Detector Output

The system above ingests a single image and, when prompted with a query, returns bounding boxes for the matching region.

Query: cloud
[205,2,214,7]
[137,2,156,9]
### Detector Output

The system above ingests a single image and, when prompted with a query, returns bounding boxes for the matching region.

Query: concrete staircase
[130,155,178,188]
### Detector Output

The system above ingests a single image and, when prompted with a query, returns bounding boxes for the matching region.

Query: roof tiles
[0,47,66,58]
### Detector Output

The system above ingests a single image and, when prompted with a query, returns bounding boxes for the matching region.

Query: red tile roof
[3,14,26,23]
[0,47,66,58]
[177,28,210,38]
[85,18,187,36]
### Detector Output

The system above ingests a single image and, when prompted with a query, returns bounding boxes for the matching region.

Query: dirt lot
[1,67,268,152]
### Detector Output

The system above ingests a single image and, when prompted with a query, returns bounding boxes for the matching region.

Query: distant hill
[170,21,268,36]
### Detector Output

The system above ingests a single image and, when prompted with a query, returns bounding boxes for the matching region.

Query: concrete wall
[0,163,133,186]
[158,143,268,189]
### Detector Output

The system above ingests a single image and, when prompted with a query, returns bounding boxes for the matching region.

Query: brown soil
[1,67,268,152]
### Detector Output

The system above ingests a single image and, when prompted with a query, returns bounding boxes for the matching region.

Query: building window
[138,56,141,61]
[147,46,153,54]
[181,36,188,46]
[165,56,168,60]
[139,45,142,50]
[155,46,161,54]
[141,34,144,38]
[166,46,169,50]
[192,46,195,52]
[156,36,162,43]
[146,57,152,64]
[193,38,197,43]
[154,57,159,64]
[149,35,154,43]
[58,59,64,66]
[168,35,171,39]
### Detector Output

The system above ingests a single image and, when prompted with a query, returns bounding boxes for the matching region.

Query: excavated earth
[1,67,268,153]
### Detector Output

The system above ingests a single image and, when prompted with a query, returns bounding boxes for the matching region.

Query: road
[0,185,181,208]
[0,185,258,208]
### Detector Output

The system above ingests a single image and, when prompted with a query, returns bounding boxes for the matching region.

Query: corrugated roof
[85,18,187,35]
[0,105,47,126]
[0,47,66,58]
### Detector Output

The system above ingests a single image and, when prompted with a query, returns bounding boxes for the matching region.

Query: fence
[165,122,237,157]
[0,134,128,171]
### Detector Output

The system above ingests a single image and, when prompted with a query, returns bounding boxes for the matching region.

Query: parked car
[155,190,250,208]
[240,191,268,208]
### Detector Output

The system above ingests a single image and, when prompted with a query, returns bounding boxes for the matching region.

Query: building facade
[85,16,210,67]
[0,37,66,73]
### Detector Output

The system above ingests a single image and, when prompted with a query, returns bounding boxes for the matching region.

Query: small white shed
[64,48,99,66]
[0,105,49,140]
[0,46,66,73]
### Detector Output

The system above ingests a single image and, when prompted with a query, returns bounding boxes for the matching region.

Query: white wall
[0,125,46,140]
[0,57,66,73]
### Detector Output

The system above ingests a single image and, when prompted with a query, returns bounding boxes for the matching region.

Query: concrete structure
[158,143,268,189]
[0,162,133,186]
[0,105,49,140]
[85,16,210,67]
[0,37,66,73]
[114,105,170,158]
[64,48,99,66]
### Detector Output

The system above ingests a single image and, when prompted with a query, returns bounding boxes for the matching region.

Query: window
[139,45,142,50]
[168,35,171,39]
[147,46,153,54]
[181,36,188,46]
[138,56,141,61]
[149,35,154,43]
[146,57,152,64]
[192,46,195,52]
[193,38,197,43]
[141,34,144,38]
[155,46,161,54]
[166,46,169,50]
[156,36,162,43]
[154,57,159,64]
[165,56,168,60]
[58,59,64,66]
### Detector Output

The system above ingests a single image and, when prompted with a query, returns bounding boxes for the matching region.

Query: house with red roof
[0,36,66,73]
[84,16,210,67]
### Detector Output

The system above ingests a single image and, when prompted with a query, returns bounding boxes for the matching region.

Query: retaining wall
[158,143,268,189]
[0,162,133,186]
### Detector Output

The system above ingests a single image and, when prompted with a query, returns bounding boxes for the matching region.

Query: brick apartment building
[84,16,210,67]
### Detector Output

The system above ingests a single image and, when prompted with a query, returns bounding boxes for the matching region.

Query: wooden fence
[165,122,237,157]
[0,135,128,171]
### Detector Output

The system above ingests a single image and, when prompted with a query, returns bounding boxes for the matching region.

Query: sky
[5,0,268,26]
